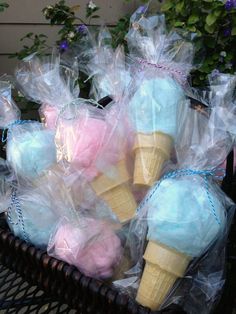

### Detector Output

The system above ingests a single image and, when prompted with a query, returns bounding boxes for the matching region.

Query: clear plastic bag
[0,80,57,182]
[91,103,137,224]
[56,27,136,217]
[55,96,136,224]
[55,99,109,180]
[75,27,138,223]
[6,164,81,249]
[48,215,123,279]
[15,52,79,129]
[5,152,121,251]
[0,80,20,129]
[113,73,236,314]
[0,158,12,213]
[126,9,195,187]
[77,27,131,102]
[36,162,116,220]
[6,121,57,181]
[7,185,60,248]
[43,160,124,280]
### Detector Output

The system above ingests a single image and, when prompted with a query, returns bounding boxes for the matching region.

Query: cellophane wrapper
[46,164,124,280]
[0,79,20,129]
[77,27,131,102]
[113,73,236,314]
[14,52,80,129]
[125,8,195,187]
[6,121,57,183]
[55,99,110,180]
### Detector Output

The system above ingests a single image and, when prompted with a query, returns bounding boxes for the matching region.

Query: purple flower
[137,5,147,14]
[59,40,69,51]
[223,27,231,36]
[76,24,87,34]
[225,0,236,10]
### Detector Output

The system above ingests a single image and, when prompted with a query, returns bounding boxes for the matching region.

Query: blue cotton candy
[129,77,184,137]
[7,129,56,180]
[147,176,226,257]
[8,197,58,249]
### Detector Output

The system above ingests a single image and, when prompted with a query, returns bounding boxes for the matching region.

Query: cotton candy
[7,128,56,180]
[129,77,184,137]
[40,104,60,129]
[8,193,58,249]
[147,176,226,257]
[56,114,108,180]
[49,218,123,279]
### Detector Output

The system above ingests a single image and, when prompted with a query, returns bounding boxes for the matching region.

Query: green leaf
[161,0,173,12]
[206,13,217,26]
[213,8,222,17]
[232,27,236,36]
[188,15,199,24]
[176,1,184,13]
[174,21,185,27]
[212,53,219,60]
[204,23,215,34]
[187,25,197,32]
[0,2,9,12]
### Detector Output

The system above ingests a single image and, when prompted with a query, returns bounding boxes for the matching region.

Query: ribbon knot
[136,58,188,85]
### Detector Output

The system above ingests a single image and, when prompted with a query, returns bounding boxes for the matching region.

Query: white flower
[220,51,227,57]
[88,0,97,10]
[68,31,75,39]
[46,5,53,10]
[43,9,49,16]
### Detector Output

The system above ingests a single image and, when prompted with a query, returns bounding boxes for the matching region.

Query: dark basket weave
[0,99,235,314]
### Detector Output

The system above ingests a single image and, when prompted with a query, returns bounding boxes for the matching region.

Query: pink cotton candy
[56,105,134,180]
[40,104,60,129]
[49,218,122,279]
[93,106,134,175]
[56,114,108,180]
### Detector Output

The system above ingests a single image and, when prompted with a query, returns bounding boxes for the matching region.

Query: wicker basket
[0,152,235,313]
[0,99,235,314]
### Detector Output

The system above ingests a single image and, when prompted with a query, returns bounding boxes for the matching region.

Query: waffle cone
[133,132,173,187]
[136,241,190,311]
[91,159,137,223]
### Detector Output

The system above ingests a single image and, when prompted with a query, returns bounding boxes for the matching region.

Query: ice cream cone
[91,159,137,223]
[133,132,173,187]
[136,241,191,311]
